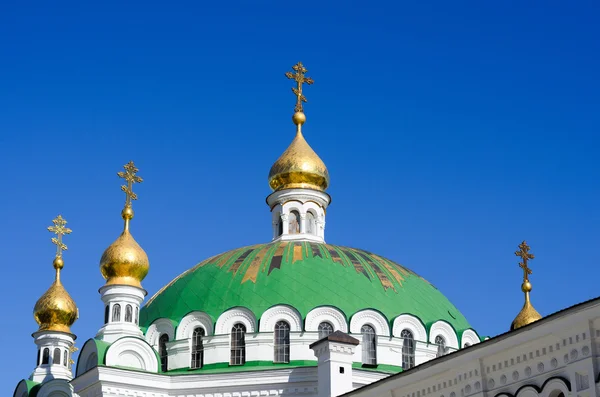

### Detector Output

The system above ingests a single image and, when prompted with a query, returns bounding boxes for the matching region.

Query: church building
[13,63,600,397]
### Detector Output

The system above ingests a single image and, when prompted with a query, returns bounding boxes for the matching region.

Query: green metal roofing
[140,242,471,333]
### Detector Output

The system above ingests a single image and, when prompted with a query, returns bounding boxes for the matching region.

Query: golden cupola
[33,215,78,333]
[100,161,149,289]
[510,241,543,330]
[268,62,330,192]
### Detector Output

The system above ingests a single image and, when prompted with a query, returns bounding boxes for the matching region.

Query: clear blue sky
[1,1,599,392]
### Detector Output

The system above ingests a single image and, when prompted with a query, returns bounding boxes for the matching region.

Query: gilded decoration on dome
[510,241,542,330]
[146,242,424,309]
[100,161,149,288]
[33,215,78,333]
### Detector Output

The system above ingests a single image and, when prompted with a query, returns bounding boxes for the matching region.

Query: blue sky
[1,0,599,392]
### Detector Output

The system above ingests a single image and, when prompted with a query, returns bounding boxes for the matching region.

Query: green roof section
[13,380,40,397]
[141,242,471,334]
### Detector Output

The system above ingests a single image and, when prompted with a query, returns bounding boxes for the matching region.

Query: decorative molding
[305,306,348,333]
[350,309,390,336]
[105,337,159,373]
[429,321,459,349]
[215,307,257,334]
[461,329,480,348]
[36,379,77,397]
[259,305,303,332]
[146,318,175,347]
[176,311,214,339]
[392,314,427,342]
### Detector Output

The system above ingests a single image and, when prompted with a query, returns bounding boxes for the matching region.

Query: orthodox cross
[117,161,143,208]
[48,215,72,258]
[515,240,535,282]
[69,345,78,366]
[286,62,314,113]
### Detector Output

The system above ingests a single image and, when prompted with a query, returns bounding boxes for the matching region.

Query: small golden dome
[268,112,330,192]
[510,288,542,330]
[100,227,149,289]
[33,267,78,333]
[511,241,542,330]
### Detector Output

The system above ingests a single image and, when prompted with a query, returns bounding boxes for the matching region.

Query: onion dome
[269,62,329,192]
[268,112,330,192]
[100,161,149,289]
[34,216,78,333]
[510,241,542,330]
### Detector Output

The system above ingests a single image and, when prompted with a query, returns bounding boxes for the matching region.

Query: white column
[310,331,359,397]
[31,331,75,383]
[96,284,146,343]
[281,213,289,235]
[300,214,307,234]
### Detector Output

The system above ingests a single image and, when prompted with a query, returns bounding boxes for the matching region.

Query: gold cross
[286,62,314,113]
[68,345,78,366]
[48,215,72,258]
[117,161,143,208]
[515,240,535,282]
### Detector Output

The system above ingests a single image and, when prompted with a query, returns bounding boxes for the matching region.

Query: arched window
[401,329,415,369]
[191,327,205,369]
[274,321,290,363]
[289,210,300,234]
[361,324,377,365]
[306,212,316,235]
[63,350,68,367]
[104,305,109,324]
[53,348,61,365]
[112,304,121,322]
[42,348,49,365]
[135,307,139,325]
[230,323,246,365]
[435,335,446,357]
[125,305,133,322]
[159,334,169,372]
[318,322,334,339]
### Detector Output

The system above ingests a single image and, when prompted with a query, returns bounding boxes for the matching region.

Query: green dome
[140,241,471,333]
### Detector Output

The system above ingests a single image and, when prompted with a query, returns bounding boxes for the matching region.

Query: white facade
[346,298,600,397]
[15,297,600,397]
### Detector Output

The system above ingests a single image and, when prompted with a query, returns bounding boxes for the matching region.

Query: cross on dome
[515,240,534,282]
[118,160,143,208]
[48,214,72,259]
[286,62,314,113]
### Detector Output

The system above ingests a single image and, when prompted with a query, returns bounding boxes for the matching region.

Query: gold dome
[100,161,149,288]
[268,112,330,192]
[33,260,78,333]
[510,241,542,330]
[100,226,149,289]
[510,291,542,330]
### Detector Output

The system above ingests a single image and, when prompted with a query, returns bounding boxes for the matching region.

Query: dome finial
[117,160,143,231]
[268,63,329,192]
[33,215,78,333]
[286,61,313,133]
[100,161,149,288]
[510,240,542,330]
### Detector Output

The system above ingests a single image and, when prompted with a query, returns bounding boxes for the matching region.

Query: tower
[31,215,79,383]
[96,161,150,342]
[267,62,330,242]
